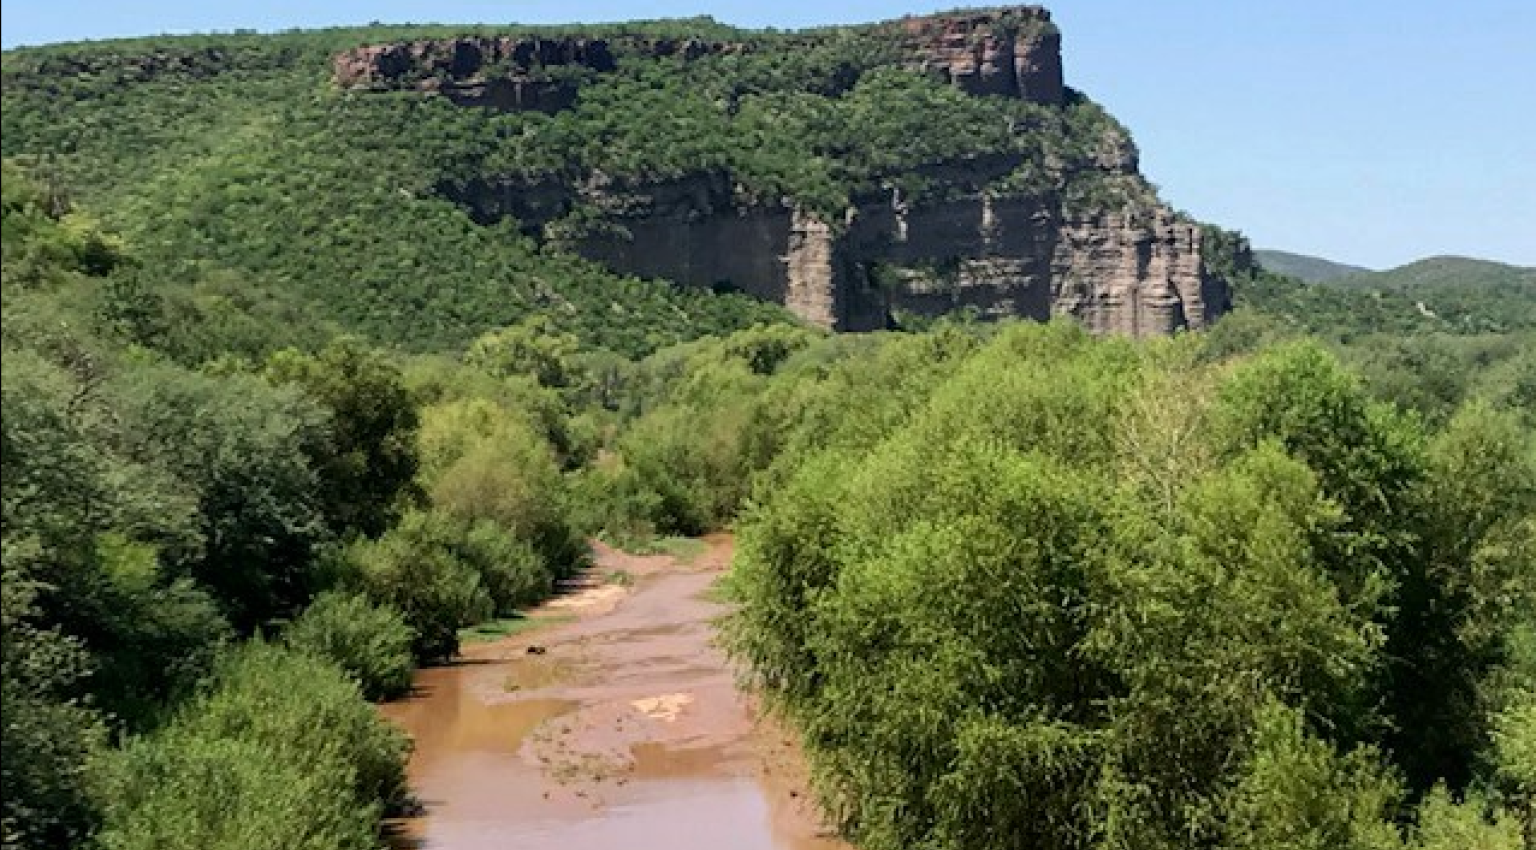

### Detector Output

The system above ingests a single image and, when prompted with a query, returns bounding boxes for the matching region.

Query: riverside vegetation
[3,13,1534,850]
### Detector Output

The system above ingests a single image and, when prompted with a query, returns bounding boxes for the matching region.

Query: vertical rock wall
[1050,212,1216,336]
[897,5,1065,105]
[785,211,839,328]
[547,181,1223,335]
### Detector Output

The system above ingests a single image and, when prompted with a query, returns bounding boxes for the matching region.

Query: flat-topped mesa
[342,7,1225,336]
[332,10,1063,111]
[893,5,1064,105]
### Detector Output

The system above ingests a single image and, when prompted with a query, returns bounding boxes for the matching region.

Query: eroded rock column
[784,210,838,328]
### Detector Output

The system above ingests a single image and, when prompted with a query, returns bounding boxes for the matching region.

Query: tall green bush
[347,510,493,663]
[92,643,406,850]
[284,591,415,700]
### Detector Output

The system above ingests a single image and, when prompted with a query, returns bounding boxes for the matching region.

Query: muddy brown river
[381,535,848,850]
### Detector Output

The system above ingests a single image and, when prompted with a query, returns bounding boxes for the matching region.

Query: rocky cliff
[332,35,742,110]
[332,8,1064,111]
[338,6,1228,335]
[447,165,1224,335]
[896,6,1064,105]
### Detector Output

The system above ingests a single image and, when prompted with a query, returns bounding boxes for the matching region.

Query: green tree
[93,729,377,850]
[1492,695,1536,846]
[420,397,584,576]
[1219,703,1401,850]
[465,316,582,389]
[347,510,494,662]
[1,565,107,850]
[177,643,408,808]
[110,363,329,629]
[264,337,421,539]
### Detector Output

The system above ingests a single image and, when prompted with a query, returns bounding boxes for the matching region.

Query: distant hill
[1209,227,1536,338]
[1328,255,1535,289]
[1254,249,1371,282]
[1314,255,1534,335]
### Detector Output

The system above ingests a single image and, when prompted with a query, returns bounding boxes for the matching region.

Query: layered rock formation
[331,9,1065,110]
[448,169,1226,336]
[333,36,618,111]
[332,35,743,110]
[896,5,1064,105]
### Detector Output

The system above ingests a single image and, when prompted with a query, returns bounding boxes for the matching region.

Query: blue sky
[4,1,1533,268]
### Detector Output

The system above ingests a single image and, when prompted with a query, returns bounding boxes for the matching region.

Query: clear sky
[4,1,1533,269]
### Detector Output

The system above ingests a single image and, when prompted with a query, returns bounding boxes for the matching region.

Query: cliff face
[896,6,1064,105]
[332,9,1064,110]
[449,170,1225,335]
[334,36,616,111]
[341,6,1228,335]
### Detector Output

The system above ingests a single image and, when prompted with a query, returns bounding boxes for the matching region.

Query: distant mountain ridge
[1219,238,1536,337]
[1254,249,1371,282]
[1330,255,1535,290]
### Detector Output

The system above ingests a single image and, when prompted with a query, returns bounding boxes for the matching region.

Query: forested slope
[1,23,801,354]
[1254,248,1370,282]
[1,10,1203,349]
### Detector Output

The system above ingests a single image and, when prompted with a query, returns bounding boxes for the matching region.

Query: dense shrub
[347,510,494,663]
[284,591,415,700]
[92,643,406,850]
[179,643,409,808]
[93,729,377,850]
[418,397,586,577]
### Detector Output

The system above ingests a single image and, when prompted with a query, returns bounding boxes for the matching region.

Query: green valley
[2,6,1532,850]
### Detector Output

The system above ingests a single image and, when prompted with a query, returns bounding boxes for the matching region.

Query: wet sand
[381,535,846,850]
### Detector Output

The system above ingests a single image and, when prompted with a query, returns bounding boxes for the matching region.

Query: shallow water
[380,537,844,850]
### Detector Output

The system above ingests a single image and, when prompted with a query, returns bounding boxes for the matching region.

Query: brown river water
[380,535,848,850]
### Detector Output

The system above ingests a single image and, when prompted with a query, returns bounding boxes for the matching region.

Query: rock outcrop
[332,8,1065,110]
[332,36,619,111]
[1051,213,1225,334]
[332,35,744,110]
[895,5,1064,105]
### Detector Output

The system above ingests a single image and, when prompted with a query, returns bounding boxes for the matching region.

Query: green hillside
[1321,256,1536,336]
[0,16,1142,357]
[1205,229,1536,339]
[0,23,805,357]
[1254,248,1371,282]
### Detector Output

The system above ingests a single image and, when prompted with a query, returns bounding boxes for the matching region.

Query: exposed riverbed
[381,535,846,850]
